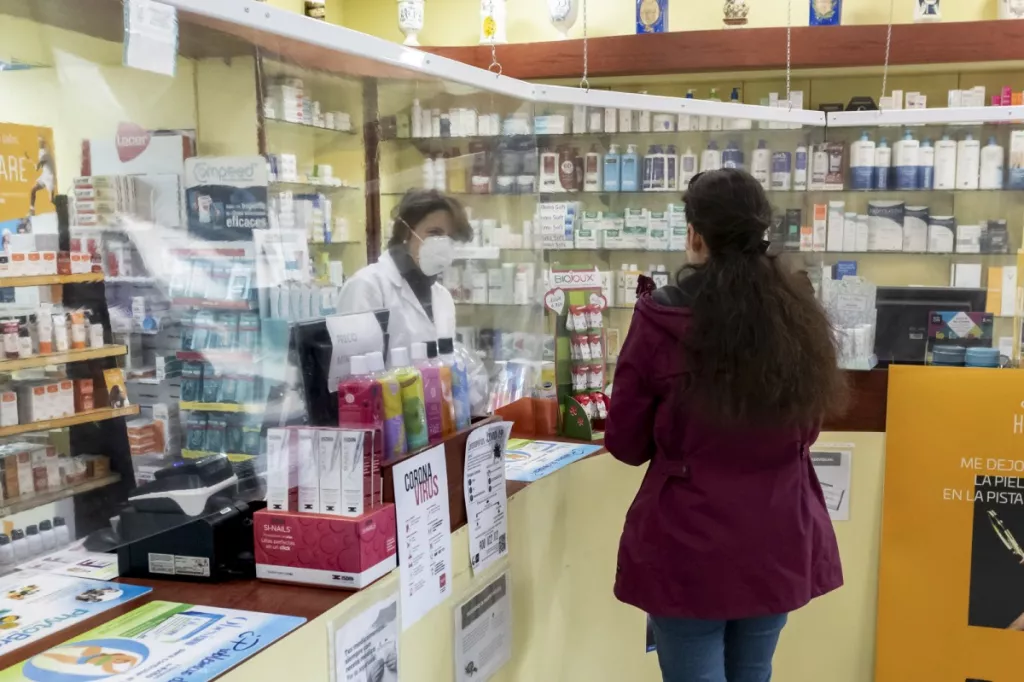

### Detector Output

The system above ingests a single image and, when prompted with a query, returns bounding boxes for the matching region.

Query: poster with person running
[0,123,57,237]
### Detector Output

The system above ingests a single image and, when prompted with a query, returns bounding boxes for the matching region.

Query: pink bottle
[338,354,383,449]
[412,342,444,444]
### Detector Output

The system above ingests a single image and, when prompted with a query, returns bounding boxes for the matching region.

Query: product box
[623,209,648,250]
[254,504,397,590]
[812,204,827,251]
[647,211,670,251]
[668,203,687,251]
[826,202,845,252]
[318,429,379,517]
[74,378,95,412]
[575,212,601,249]
[57,380,74,417]
[601,213,626,249]
[16,384,46,424]
[0,391,17,427]
[296,427,320,513]
[266,427,298,512]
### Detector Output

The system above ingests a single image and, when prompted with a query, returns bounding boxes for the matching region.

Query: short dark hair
[679,168,849,425]
[388,189,472,246]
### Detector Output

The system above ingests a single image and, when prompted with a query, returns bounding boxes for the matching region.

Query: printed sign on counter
[330,593,399,682]
[18,547,120,581]
[392,444,452,631]
[0,600,304,681]
[454,571,512,682]
[505,439,603,482]
[464,422,512,575]
[0,572,150,658]
[810,443,853,521]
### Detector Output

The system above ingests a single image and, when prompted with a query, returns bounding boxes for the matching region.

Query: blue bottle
[603,144,621,192]
[849,131,875,191]
[918,139,934,190]
[722,141,744,169]
[895,131,920,190]
[621,144,640,192]
[874,138,891,190]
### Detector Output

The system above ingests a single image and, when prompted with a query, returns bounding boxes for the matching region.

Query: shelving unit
[0,406,140,438]
[0,273,103,288]
[0,473,122,517]
[179,402,265,414]
[0,345,127,372]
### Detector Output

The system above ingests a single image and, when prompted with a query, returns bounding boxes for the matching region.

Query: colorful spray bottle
[390,346,429,451]
[438,337,471,430]
[428,341,456,437]
[412,342,444,445]
[366,350,406,462]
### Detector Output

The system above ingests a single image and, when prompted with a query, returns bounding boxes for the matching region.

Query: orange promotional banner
[0,122,57,234]
[877,365,1024,681]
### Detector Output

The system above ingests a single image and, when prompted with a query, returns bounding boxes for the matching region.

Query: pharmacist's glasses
[988,510,1024,561]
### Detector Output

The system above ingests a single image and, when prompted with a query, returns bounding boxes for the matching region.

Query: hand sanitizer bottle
[603,144,622,192]
[621,145,641,192]
[895,131,920,190]
[849,131,876,190]
[980,136,1005,190]
[956,134,981,190]
[933,135,957,190]
[874,138,892,190]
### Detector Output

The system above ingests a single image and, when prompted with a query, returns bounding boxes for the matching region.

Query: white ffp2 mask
[415,235,454,276]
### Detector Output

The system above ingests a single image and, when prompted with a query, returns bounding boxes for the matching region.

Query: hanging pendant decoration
[548,0,579,39]
[723,0,750,27]
[914,0,941,21]
[480,0,507,44]
[999,0,1024,19]
[809,0,842,25]
[636,0,669,33]
[398,0,425,46]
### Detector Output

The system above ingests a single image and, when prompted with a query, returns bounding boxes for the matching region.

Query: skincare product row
[0,517,71,568]
[0,440,110,500]
[419,139,538,195]
[535,202,688,252]
[167,255,257,306]
[180,360,262,406]
[185,412,262,457]
[0,305,104,361]
[401,102,520,139]
[180,311,260,354]
[266,425,380,517]
[564,305,611,426]
[5,367,122,425]
[0,248,95,278]
[263,76,352,130]
[263,281,345,322]
[266,154,350,188]
[269,188,351,243]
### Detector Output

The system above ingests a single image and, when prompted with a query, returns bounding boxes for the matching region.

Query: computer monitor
[874,286,988,365]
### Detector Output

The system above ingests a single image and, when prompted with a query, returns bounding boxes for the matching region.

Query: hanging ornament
[999,0,1024,19]
[809,0,842,25]
[397,0,425,46]
[480,0,507,45]
[636,0,669,33]
[723,0,750,27]
[913,0,941,21]
[548,0,579,40]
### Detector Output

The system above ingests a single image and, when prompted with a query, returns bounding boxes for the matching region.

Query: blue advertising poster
[0,600,305,681]
[0,572,151,658]
[504,439,603,482]
[184,156,269,242]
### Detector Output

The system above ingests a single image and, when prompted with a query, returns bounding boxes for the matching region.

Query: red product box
[254,504,397,590]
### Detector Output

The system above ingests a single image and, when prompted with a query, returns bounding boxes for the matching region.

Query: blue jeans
[650,613,788,682]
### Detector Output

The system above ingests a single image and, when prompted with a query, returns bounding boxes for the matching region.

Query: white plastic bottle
[750,140,771,190]
[24,525,42,558]
[918,139,935,190]
[584,146,602,192]
[433,153,447,191]
[412,99,423,138]
[10,529,28,563]
[933,135,957,190]
[794,142,808,191]
[422,154,436,190]
[706,88,723,131]
[980,136,1005,190]
[895,131,920,190]
[0,535,12,571]
[38,519,57,552]
[873,139,892,190]
[679,147,699,186]
[700,141,722,172]
[849,132,876,190]
[53,517,71,548]
[956,134,981,190]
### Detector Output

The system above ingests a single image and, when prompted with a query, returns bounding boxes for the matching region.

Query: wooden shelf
[0,474,121,517]
[182,449,257,463]
[0,345,126,372]
[0,405,139,438]
[0,273,103,288]
[428,21,1024,80]
[180,401,264,414]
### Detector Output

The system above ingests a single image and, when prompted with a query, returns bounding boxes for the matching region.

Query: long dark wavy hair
[679,169,848,426]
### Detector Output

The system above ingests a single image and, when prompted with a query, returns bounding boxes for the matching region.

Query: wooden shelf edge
[0,405,140,438]
[0,473,122,517]
[180,402,264,414]
[0,345,127,372]
[0,273,103,288]
[427,21,1024,80]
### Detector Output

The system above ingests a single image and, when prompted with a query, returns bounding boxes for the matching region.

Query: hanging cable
[580,0,590,91]
[785,0,792,107]
[880,0,894,108]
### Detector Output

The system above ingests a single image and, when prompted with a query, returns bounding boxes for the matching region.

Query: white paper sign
[325,311,386,392]
[123,0,178,77]
[331,593,399,682]
[392,444,453,631]
[811,443,853,521]
[454,571,512,682]
[464,422,512,575]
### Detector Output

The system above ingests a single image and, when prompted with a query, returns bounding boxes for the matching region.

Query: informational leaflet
[810,443,853,521]
[392,444,453,631]
[0,600,305,682]
[504,439,603,482]
[464,422,513,575]
[123,0,178,77]
[454,571,512,682]
[18,547,120,581]
[330,593,399,682]
[0,572,151,658]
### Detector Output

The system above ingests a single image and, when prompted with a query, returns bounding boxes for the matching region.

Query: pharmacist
[339,189,471,351]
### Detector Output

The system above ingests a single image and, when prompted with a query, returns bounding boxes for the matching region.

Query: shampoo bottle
[621,145,640,192]
[849,131,876,190]
[680,147,698,186]
[584,145,602,192]
[751,140,771,189]
[603,144,622,192]
[367,350,406,461]
[933,135,957,190]
[794,142,809,191]
[918,139,935,190]
[53,517,70,547]
[338,354,383,436]
[895,131,920,190]
[412,342,443,444]
[980,136,1005,190]
[438,337,471,430]
[956,134,981,190]
[873,138,892,190]
[427,341,455,437]
[390,346,429,451]
[701,141,722,172]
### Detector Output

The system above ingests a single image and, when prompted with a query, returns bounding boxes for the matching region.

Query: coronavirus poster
[877,365,1024,681]
[0,123,57,235]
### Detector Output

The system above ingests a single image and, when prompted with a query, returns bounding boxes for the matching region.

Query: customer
[605,168,848,682]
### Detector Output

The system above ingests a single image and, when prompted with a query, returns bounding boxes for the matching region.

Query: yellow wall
[219,432,885,682]
[338,0,995,47]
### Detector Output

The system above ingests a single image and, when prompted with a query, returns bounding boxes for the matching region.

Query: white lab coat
[338,251,456,352]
